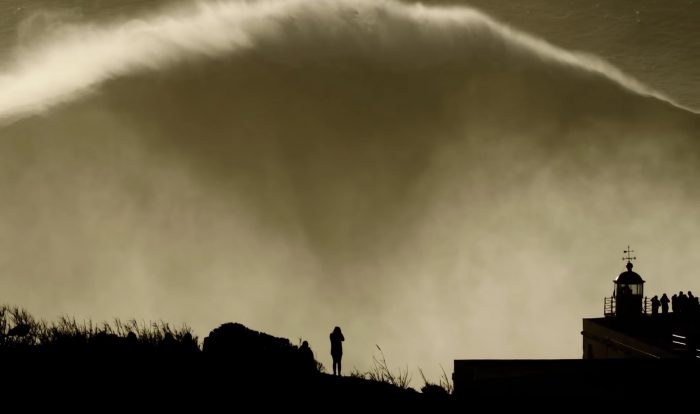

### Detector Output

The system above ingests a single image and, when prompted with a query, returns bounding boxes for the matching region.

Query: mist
[1,0,699,382]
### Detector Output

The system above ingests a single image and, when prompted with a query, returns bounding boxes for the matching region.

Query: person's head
[333,326,341,334]
[301,340,309,349]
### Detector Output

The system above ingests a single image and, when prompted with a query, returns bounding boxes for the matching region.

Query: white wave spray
[0,0,688,125]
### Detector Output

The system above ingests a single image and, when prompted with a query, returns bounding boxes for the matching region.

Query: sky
[0,0,698,384]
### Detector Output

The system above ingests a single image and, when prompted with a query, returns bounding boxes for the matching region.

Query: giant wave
[0,0,698,380]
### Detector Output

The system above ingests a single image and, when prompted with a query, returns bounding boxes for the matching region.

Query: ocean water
[0,0,698,382]
[446,0,700,110]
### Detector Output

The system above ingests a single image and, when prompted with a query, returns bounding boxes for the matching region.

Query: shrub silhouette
[1,305,320,379]
[203,322,320,376]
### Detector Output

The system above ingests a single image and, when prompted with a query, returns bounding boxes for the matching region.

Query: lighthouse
[612,246,645,318]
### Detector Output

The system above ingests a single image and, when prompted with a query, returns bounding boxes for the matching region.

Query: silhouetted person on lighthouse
[688,291,697,312]
[650,295,660,315]
[660,293,670,314]
[678,291,687,313]
[672,293,678,313]
[330,326,344,376]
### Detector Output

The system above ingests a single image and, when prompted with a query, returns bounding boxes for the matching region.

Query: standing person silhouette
[330,326,345,376]
[651,295,660,315]
[660,293,670,314]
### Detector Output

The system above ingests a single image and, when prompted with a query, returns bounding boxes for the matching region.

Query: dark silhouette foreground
[0,306,443,408]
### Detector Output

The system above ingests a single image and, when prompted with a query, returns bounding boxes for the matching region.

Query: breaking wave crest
[0,0,691,124]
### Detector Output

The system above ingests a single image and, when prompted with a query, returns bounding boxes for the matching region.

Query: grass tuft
[354,345,412,389]
[0,304,198,351]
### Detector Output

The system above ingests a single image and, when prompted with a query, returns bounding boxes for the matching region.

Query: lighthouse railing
[643,296,650,314]
[604,296,615,317]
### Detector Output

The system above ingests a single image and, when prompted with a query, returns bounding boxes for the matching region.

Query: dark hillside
[0,306,452,408]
